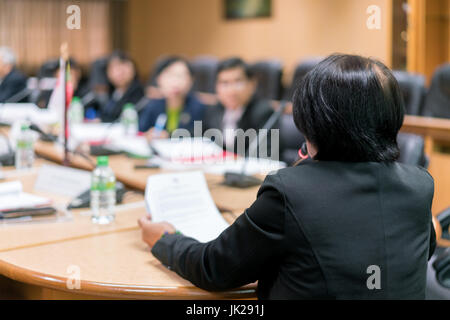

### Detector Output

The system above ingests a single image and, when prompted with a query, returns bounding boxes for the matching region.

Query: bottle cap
[85,107,97,120]
[124,103,135,110]
[71,96,81,103]
[20,123,30,131]
[97,156,109,167]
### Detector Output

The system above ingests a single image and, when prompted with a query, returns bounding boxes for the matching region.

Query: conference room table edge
[0,257,257,300]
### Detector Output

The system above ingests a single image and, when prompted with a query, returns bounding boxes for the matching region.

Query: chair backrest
[191,56,219,94]
[147,56,170,87]
[397,132,428,168]
[422,63,450,119]
[426,248,450,300]
[284,58,322,101]
[278,113,305,165]
[392,70,426,116]
[88,56,109,89]
[37,59,59,79]
[250,60,283,101]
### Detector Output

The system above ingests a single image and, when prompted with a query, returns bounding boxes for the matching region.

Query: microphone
[0,131,15,166]
[29,123,58,142]
[29,123,96,167]
[81,91,97,107]
[135,96,150,113]
[223,100,288,188]
[5,88,31,103]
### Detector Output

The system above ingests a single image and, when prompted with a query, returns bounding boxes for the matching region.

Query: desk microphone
[29,123,58,142]
[29,123,96,167]
[5,88,31,103]
[223,100,288,188]
[0,131,15,166]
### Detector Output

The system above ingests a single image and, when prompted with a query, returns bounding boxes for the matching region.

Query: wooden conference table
[0,142,261,299]
[1,114,450,299]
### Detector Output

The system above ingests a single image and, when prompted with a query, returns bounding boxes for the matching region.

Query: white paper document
[70,123,126,144]
[34,164,91,198]
[145,171,230,243]
[0,181,51,211]
[150,137,227,162]
[0,103,59,125]
[109,135,152,158]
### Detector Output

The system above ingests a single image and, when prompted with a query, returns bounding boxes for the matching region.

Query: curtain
[0,0,115,75]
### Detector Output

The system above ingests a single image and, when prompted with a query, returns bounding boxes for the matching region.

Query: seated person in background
[100,51,144,122]
[35,58,89,109]
[203,57,275,156]
[138,56,205,138]
[0,47,27,103]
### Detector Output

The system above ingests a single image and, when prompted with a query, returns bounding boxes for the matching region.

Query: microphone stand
[29,123,96,168]
[63,62,70,167]
[4,88,31,103]
[223,100,288,188]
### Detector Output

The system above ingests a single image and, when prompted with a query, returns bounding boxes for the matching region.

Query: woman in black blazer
[138,54,436,299]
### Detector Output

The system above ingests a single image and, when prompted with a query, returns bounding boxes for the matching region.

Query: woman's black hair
[216,57,254,79]
[108,50,135,67]
[152,55,194,79]
[106,50,139,85]
[292,54,405,162]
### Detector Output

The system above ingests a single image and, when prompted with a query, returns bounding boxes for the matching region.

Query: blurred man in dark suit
[0,47,27,103]
[203,57,275,156]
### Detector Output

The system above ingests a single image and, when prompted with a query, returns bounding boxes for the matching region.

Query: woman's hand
[138,215,176,248]
[145,127,169,142]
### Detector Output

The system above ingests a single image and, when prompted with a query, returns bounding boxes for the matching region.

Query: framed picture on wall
[225,0,272,20]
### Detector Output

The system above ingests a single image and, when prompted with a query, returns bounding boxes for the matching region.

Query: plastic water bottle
[15,123,34,170]
[90,156,116,225]
[69,96,84,124]
[121,103,138,136]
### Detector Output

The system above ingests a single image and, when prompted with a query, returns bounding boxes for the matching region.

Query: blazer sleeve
[150,173,288,291]
[138,99,164,132]
[0,71,27,102]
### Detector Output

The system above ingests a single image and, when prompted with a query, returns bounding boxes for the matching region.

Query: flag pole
[61,43,70,166]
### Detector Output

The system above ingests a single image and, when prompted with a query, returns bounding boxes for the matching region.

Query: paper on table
[149,156,286,176]
[70,123,125,144]
[0,103,59,125]
[150,137,227,163]
[109,135,153,158]
[0,181,51,211]
[145,171,230,243]
[34,164,91,198]
[0,181,22,195]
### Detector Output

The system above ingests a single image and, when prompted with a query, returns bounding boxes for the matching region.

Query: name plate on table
[34,164,91,198]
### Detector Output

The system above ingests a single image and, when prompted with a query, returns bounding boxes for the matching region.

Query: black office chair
[34,58,90,108]
[37,58,60,79]
[283,58,322,101]
[88,56,109,90]
[191,56,218,94]
[422,63,450,119]
[250,60,283,101]
[278,113,305,165]
[393,71,426,116]
[426,207,450,299]
[147,55,172,88]
[396,132,429,168]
